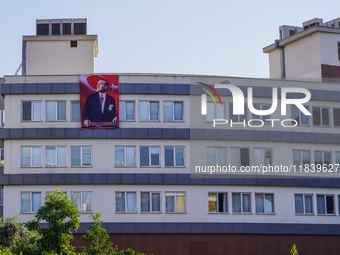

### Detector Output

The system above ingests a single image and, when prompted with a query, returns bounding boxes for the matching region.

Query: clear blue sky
[0,0,339,78]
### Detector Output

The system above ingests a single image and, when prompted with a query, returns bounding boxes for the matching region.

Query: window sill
[163,120,185,123]
[115,166,137,168]
[208,212,229,215]
[164,166,186,168]
[70,166,93,168]
[255,213,276,215]
[140,166,161,168]
[20,166,43,168]
[316,214,336,216]
[115,212,137,214]
[20,212,37,214]
[231,212,252,215]
[165,212,187,214]
[295,213,315,216]
[79,211,93,214]
[120,120,136,122]
[138,120,160,122]
[45,166,68,168]
[45,120,68,122]
[21,121,43,122]
[140,211,162,214]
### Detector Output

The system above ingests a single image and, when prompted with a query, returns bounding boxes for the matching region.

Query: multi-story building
[263,17,340,82]
[1,18,340,255]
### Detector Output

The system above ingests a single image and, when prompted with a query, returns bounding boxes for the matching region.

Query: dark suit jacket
[82,92,117,122]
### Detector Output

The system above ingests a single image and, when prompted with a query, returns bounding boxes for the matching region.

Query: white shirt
[99,92,106,114]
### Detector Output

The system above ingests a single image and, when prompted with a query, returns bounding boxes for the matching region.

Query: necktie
[100,95,104,113]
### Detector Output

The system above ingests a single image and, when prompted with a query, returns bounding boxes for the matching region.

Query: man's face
[97,80,108,93]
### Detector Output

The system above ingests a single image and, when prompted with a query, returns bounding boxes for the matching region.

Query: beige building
[1,18,340,255]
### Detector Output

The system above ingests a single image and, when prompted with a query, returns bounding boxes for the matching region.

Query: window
[115,146,135,167]
[71,192,92,212]
[253,148,272,166]
[333,108,340,127]
[208,193,227,213]
[62,23,71,35]
[21,146,41,167]
[252,104,270,122]
[0,110,4,127]
[52,23,60,35]
[293,150,310,168]
[70,41,77,47]
[317,194,334,215]
[312,107,329,126]
[336,152,340,164]
[22,101,41,121]
[207,147,226,166]
[71,146,91,166]
[338,41,340,60]
[141,192,161,212]
[232,193,251,213]
[295,194,313,214]
[46,146,66,167]
[46,101,66,121]
[0,186,3,205]
[0,148,4,166]
[139,101,159,121]
[291,105,309,125]
[116,192,136,212]
[255,193,274,214]
[164,146,184,167]
[314,151,331,165]
[165,192,186,213]
[37,23,49,35]
[21,192,41,212]
[71,101,80,121]
[119,101,135,121]
[230,148,249,168]
[74,22,86,35]
[229,103,247,122]
[206,102,225,122]
[140,146,160,167]
[163,102,183,121]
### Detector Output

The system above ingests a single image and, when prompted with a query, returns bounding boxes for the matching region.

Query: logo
[198,82,312,128]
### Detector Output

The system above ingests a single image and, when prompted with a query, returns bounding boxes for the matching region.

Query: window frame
[139,101,159,121]
[45,100,67,121]
[140,191,161,213]
[21,101,42,121]
[20,191,41,213]
[208,192,228,213]
[314,151,332,166]
[206,147,227,166]
[293,149,311,169]
[165,191,186,213]
[317,194,335,215]
[312,106,330,126]
[71,191,92,213]
[115,191,137,213]
[70,100,80,121]
[230,147,249,168]
[253,148,272,166]
[291,105,309,125]
[70,146,92,167]
[139,146,160,167]
[295,193,313,215]
[164,146,185,167]
[20,146,42,167]
[119,101,135,121]
[232,192,251,214]
[0,110,4,127]
[45,146,67,167]
[255,193,274,214]
[206,102,225,122]
[163,101,184,122]
[115,146,136,167]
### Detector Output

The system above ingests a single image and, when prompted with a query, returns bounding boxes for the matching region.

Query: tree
[27,189,80,255]
[81,212,115,255]
[289,244,299,255]
[0,216,39,253]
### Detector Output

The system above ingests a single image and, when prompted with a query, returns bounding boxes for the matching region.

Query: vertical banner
[80,75,119,129]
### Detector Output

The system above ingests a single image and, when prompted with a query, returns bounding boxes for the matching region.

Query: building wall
[268,49,281,79]
[284,33,322,81]
[320,33,340,66]
[25,39,96,75]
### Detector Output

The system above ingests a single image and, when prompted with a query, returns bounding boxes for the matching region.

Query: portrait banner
[80,74,119,129]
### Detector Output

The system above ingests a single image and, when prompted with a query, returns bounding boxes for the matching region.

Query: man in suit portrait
[82,79,117,128]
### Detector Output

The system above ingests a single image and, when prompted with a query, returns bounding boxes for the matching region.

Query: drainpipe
[275,39,285,79]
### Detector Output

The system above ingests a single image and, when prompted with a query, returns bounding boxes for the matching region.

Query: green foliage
[27,189,80,255]
[0,216,39,254]
[81,212,115,255]
[114,248,147,255]
[0,247,16,255]
[289,244,299,255]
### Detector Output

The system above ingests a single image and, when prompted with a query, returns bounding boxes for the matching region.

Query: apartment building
[1,18,340,255]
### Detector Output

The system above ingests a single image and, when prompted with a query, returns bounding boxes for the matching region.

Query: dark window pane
[37,24,49,35]
[312,107,321,125]
[70,41,78,47]
[140,147,149,166]
[322,108,329,125]
[240,148,249,166]
[74,23,86,35]
[63,23,71,35]
[52,23,60,35]
[22,102,31,120]
[326,196,334,214]
[334,108,340,126]
[165,147,174,166]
